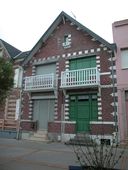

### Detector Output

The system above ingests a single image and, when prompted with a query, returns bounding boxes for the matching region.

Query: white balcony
[25,73,56,91]
[61,67,100,88]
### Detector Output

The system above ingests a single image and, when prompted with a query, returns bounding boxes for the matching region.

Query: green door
[69,94,98,132]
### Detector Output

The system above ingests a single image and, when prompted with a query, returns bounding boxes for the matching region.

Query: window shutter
[14,68,19,88]
[14,68,23,88]
[18,68,23,87]
[15,99,20,120]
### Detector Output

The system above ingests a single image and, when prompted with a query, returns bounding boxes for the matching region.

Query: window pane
[121,49,128,69]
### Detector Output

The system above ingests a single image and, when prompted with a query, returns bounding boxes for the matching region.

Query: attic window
[62,34,71,49]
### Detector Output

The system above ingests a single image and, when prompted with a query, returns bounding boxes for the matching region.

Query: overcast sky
[0,0,128,51]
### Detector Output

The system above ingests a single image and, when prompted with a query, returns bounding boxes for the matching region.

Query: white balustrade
[25,73,55,91]
[61,67,100,88]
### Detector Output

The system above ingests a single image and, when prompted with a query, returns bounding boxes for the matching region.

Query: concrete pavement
[0,138,128,170]
[0,138,78,170]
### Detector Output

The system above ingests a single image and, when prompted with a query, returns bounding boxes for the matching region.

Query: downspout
[110,51,118,143]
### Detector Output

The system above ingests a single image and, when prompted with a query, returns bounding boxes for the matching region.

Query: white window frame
[62,34,71,48]
[121,49,128,69]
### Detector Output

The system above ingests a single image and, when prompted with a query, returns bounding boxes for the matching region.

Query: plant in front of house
[69,134,125,170]
[0,58,14,104]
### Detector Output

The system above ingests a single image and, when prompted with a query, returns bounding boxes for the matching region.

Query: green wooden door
[69,94,98,132]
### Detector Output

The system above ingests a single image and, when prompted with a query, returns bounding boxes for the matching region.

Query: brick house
[22,11,117,143]
[0,39,28,138]
[112,19,128,144]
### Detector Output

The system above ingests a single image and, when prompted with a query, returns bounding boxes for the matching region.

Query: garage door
[69,94,98,132]
[33,99,54,130]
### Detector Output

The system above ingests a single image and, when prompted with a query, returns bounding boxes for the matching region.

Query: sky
[0,0,128,52]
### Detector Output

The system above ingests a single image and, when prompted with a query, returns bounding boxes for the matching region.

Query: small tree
[0,58,14,104]
[71,134,125,170]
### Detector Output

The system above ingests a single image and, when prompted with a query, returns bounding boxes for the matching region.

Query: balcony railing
[61,67,100,88]
[25,73,55,91]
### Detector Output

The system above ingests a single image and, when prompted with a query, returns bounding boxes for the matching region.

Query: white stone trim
[78,51,82,55]
[97,48,101,52]
[100,72,111,75]
[110,93,118,97]
[97,64,100,68]
[96,56,100,59]
[54,112,58,115]
[20,119,33,122]
[98,111,102,115]
[98,102,102,106]
[65,99,69,103]
[55,121,76,124]
[100,85,113,88]
[67,53,71,57]
[103,47,107,51]
[65,60,69,64]
[54,116,58,119]
[98,116,102,120]
[109,74,117,78]
[57,55,60,59]
[90,49,94,53]
[111,102,118,107]
[73,52,77,56]
[29,108,32,111]
[109,66,116,70]
[62,54,66,58]
[52,56,55,59]
[96,60,100,64]
[65,112,69,115]
[90,121,115,125]
[84,50,88,54]
[65,108,69,111]
[110,112,117,116]
[98,107,102,111]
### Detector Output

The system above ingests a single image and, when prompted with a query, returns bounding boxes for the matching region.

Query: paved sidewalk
[0,138,128,170]
[0,138,78,170]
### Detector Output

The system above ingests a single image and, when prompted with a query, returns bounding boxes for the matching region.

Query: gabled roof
[0,39,21,59]
[14,51,30,60]
[23,11,116,65]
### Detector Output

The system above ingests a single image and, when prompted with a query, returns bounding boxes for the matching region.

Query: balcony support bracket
[62,89,66,96]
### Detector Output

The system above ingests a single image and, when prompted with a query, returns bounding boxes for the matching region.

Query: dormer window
[62,34,71,49]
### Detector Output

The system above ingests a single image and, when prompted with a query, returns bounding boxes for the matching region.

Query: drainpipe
[110,51,118,143]
[16,66,23,140]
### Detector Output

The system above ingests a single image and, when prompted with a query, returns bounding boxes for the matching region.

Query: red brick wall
[101,88,114,121]
[22,19,116,137]
[48,122,75,134]
[34,21,101,60]
[91,124,115,135]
